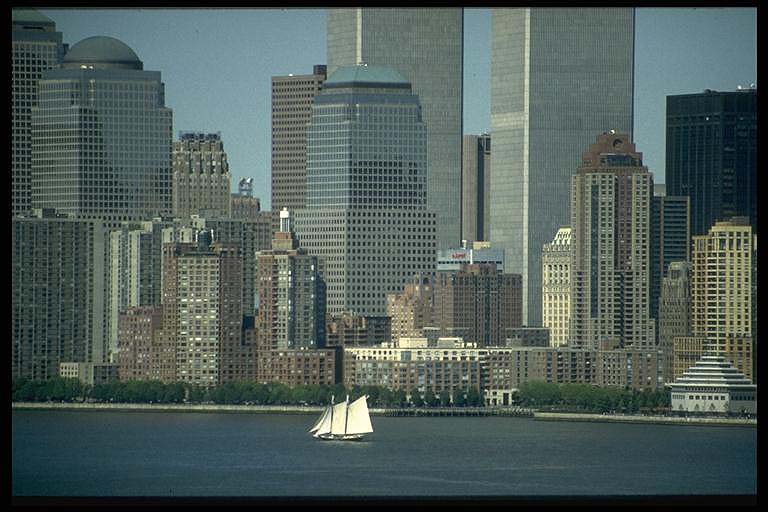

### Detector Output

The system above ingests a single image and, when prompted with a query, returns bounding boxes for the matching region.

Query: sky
[39,7,757,211]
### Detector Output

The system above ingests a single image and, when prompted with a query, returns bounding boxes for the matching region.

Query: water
[12,410,756,496]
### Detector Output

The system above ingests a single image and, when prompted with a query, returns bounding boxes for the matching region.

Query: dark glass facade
[666,89,757,236]
[649,194,690,339]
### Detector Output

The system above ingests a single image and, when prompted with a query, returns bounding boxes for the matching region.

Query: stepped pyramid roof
[669,354,755,391]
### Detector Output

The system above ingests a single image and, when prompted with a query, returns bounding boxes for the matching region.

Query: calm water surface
[12,410,756,496]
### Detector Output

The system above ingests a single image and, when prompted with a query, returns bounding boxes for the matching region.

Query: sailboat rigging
[309,394,374,441]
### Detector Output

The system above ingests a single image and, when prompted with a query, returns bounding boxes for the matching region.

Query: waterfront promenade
[12,402,755,426]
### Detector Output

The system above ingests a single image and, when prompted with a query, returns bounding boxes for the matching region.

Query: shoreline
[11,402,756,426]
[533,411,756,427]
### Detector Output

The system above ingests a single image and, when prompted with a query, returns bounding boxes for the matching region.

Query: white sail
[313,405,333,437]
[330,398,349,435]
[309,406,331,433]
[346,395,374,435]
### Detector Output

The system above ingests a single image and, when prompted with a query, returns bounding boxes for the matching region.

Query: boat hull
[316,433,366,441]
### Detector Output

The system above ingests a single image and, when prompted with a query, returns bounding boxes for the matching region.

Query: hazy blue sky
[40,8,756,210]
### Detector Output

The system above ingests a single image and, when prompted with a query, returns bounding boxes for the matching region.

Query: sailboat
[309,394,373,441]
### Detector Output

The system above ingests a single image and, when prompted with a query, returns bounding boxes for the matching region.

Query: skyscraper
[172,132,231,218]
[462,134,491,243]
[690,217,754,381]
[256,210,325,350]
[271,65,327,214]
[649,192,690,339]
[31,36,172,226]
[569,133,654,350]
[12,8,66,217]
[13,210,106,380]
[195,216,273,317]
[541,227,572,347]
[658,261,692,384]
[161,239,243,386]
[666,88,757,236]
[327,8,463,250]
[490,8,635,325]
[429,264,523,347]
[294,65,437,317]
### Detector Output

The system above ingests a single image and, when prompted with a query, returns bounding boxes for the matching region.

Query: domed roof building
[324,64,410,89]
[63,36,143,70]
[31,33,172,230]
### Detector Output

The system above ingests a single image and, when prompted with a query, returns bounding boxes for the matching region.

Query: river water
[12,410,756,496]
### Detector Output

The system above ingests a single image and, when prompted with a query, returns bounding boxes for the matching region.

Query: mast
[329,394,334,430]
[343,395,350,435]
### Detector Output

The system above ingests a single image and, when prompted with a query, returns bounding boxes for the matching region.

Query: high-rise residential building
[387,281,433,344]
[430,264,522,347]
[161,239,243,385]
[326,313,391,348]
[691,217,754,381]
[256,210,326,350]
[658,262,692,384]
[570,133,655,350]
[541,227,572,347]
[462,134,491,243]
[12,210,107,380]
[390,264,522,347]
[117,306,175,383]
[106,218,188,360]
[327,8,463,250]
[256,348,338,387]
[12,8,66,217]
[193,215,273,317]
[172,132,231,218]
[490,8,635,326]
[271,65,327,214]
[31,36,172,227]
[666,88,757,236]
[650,192,690,338]
[294,65,437,317]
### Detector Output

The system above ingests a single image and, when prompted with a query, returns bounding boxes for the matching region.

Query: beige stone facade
[542,227,572,347]
[691,218,754,381]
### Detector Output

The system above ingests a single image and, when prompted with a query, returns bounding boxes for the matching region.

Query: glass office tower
[490,8,634,325]
[666,88,757,236]
[327,8,463,250]
[31,36,173,227]
[295,65,437,316]
[11,8,66,217]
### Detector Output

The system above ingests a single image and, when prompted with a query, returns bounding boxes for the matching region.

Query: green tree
[393,388,408,407]
[466,387,482,407]
[518,381,560,407]
[423,388,438,407]
[439,389,452,407]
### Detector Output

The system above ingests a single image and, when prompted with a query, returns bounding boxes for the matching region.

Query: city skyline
[39,7,757,211]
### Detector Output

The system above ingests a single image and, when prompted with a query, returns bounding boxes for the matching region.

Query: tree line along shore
[13,377,674,414]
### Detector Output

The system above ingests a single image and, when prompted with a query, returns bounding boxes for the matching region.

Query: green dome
[63,36,143,70]
[12,8,55,27]
[325,65,410,88]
